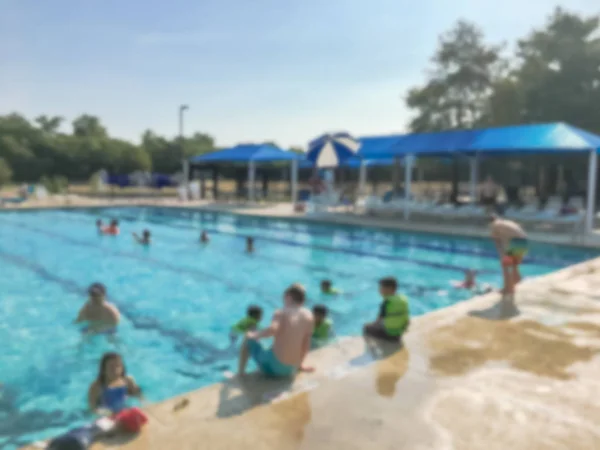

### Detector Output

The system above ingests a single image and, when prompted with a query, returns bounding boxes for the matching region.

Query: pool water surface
[0,207,597,448]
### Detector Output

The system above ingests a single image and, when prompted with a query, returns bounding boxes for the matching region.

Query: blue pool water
[0,207,597,448]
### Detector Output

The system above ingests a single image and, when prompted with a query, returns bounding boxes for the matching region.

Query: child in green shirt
[320,279,341,295]
[312,304,334,347]
[230,305,263,342]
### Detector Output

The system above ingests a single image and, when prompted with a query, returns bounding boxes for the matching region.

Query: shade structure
[189,143,303,204]
[190,143,303,163]
[359,122,600,159]
[307,132,360,167]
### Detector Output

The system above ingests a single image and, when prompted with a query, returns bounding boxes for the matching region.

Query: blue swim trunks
[247,340,296,377]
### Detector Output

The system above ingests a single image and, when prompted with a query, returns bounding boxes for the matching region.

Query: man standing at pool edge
[489,214,528,303]
[237,283,314,377]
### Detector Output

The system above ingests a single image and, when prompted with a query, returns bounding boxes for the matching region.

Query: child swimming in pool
[99,219,120,236]
[200,230,209,244]
[451,270,493,295]
[132,229,151,245]
[230,305,263,342]
[88,352,142,414]
[312,304,334,346]
[320,279,341,295]
[246,236,254,253]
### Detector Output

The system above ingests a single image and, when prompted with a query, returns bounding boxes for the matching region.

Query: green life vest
[324,287,341,295]
[313,318,333,340]
[231,316,258,334]
[383,294,409,337]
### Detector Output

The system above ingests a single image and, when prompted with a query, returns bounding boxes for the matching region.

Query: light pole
[179,105,189,192]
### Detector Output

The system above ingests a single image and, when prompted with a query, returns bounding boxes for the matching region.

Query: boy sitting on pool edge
[363,277,409,343]
[237,283,314,377]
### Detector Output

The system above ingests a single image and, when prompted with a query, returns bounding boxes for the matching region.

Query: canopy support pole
[469,153,479,204]
[404,154,414,220]
[182,160,190,191]
[290,159,298,204]
[585,149,597,234]
[358,159,367,197]
[248,161,256,202]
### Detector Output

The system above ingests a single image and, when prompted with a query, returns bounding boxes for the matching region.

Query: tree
[405,20,503,201]
[0,157,12,187]
[514,8,600,132]
[35,115,64,134]
[406,20,503,132]
[72,114,107,138]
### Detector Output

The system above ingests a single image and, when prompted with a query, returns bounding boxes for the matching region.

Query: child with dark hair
[133,229,151,245]
[363,277,410,343]
[200,231,209,244]
[246,236,254,253]
[230,305,263,341]
[312,304,334,345]
[320,279,341,295]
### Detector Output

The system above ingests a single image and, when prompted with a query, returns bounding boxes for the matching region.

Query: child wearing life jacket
[312,304,334,346]
[363,277,410,343]
[230,305,263,341]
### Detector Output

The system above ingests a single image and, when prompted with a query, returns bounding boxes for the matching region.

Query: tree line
[1,7,599,191]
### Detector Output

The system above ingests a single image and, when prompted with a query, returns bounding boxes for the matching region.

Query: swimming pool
[0,207,597,448]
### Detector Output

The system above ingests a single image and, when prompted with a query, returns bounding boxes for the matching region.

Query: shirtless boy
[75,283,121,334]
[489,214,528,300]
[237,283,314,377]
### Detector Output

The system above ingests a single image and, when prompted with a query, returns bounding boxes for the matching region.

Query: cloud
[134,31,228,46]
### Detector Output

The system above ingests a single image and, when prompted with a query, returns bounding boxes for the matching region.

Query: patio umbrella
[307,132,361,168]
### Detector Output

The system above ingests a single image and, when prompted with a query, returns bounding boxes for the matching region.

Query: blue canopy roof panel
[190,144,302,163]
[358,123,600,159]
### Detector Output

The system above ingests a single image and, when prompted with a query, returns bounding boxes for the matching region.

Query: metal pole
[248,161,256,202]
[404,154,414,220]
[469,154,478,204]
[179,104,189,190]
[585,149,597,234]
[290,159,298,204]
[358,159,367,197]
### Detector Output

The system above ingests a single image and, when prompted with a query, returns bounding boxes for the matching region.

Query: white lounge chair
[177,185,189,202]
[189,181,201,201]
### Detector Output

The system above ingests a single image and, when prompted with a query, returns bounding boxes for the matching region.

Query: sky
[0,0,598,149]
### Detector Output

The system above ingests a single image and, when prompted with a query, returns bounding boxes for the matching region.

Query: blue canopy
[190,144,303,163]
[299,155,394,169]
[359,123,600,159]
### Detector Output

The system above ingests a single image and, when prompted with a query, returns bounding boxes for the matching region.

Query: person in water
[75,283,120,334]
[320,279,341,295]
[200,231,209,244]
[88,352,142,414]
[98,219,120,236]
[363,277,410,343]
[230,305,263,341]
[489,214,528,301]
[246,236,255,254]
[237,283,314,377]
[312,304,333,346]
[132,229,151,245]
[96,219,103,234]
[452,270,493,294]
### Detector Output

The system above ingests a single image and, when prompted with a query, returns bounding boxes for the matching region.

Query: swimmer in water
[320,279,341,295]
[452,270,493,294]
[96,219,103,234]
[230,305,263,342]
[246,236,254,254]
[75,283,120,335]
[133,229,151,245]
[99,219,120,236]
[200,231,209,244]
[88,352,142,414]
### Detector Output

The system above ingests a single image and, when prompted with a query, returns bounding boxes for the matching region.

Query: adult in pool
[200,230,210,244]
[98,219,120,236]
[75,283,120,335]
[246,236,255,254]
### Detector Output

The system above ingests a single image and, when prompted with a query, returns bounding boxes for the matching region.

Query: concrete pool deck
[8,199,600,449]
